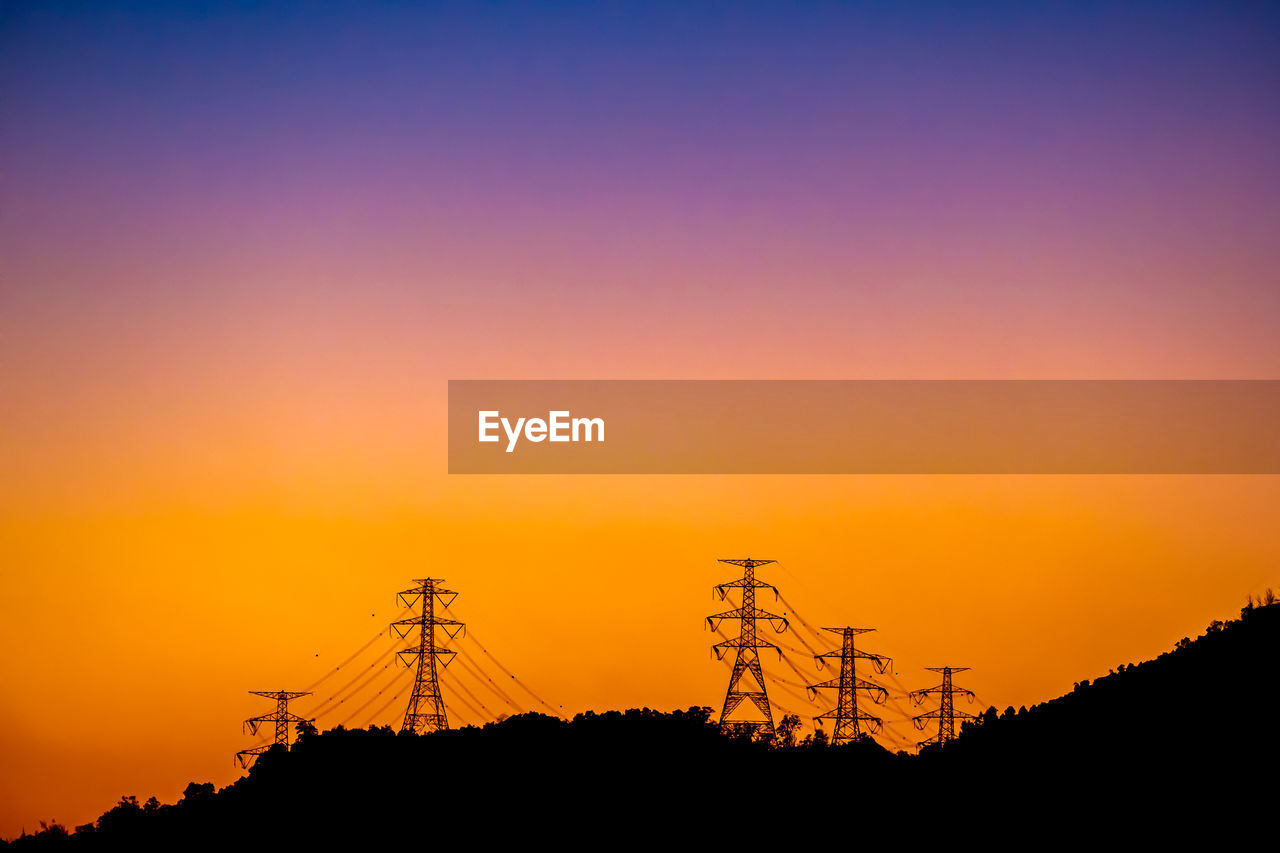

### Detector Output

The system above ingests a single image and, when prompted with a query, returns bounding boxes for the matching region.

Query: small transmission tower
[808,627,891,745]
[707,558,789,736]
[391,578,464,734]
[235,690,313,768]
[910,666,976,747]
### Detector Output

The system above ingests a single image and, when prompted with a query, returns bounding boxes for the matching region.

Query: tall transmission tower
[707,558,789,736]
[808,627,891,745]
[390,578,464,734]
[235,690,313,768]
[910,666,976,747]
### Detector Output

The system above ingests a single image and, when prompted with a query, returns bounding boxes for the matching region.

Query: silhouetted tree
[776,713,801,748]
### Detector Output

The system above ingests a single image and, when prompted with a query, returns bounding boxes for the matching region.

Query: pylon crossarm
[853,676,888,697]
[715,577,778,592]
[911,685,944,701]
[816,646,883,662]
[713,636,781,652]
[709,605,788,623]
[720,577,775,591]
[712,640,782,663]
[234,745,269,767]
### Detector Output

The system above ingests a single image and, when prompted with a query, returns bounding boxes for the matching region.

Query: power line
[355,677,416,730]
[307,651,400,719]
[439,667,487,723]
[300,607,412,693]
[444,608,560,715]
[447,639,525,712]
[337,667,413,728]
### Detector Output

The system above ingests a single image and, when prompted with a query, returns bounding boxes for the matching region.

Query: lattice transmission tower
[910,666,976,747]
[235,690,313,768]
[391,578,464,734]
[707,558,789,736]
[808,627,891,745]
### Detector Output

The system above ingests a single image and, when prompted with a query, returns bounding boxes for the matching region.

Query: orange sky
[3,466,1278,834]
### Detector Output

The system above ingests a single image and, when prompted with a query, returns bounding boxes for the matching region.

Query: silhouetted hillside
[7,601,1276,848]
[942,597,1280,769]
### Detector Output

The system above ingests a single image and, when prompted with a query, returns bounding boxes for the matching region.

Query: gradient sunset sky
[2,0,1279,836]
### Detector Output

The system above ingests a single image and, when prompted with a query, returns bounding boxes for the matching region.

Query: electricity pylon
[235,690,313,768]
[808,627,891,745]
[391,578,464,734]
[910,666,976,747]
[707,558,789,736]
